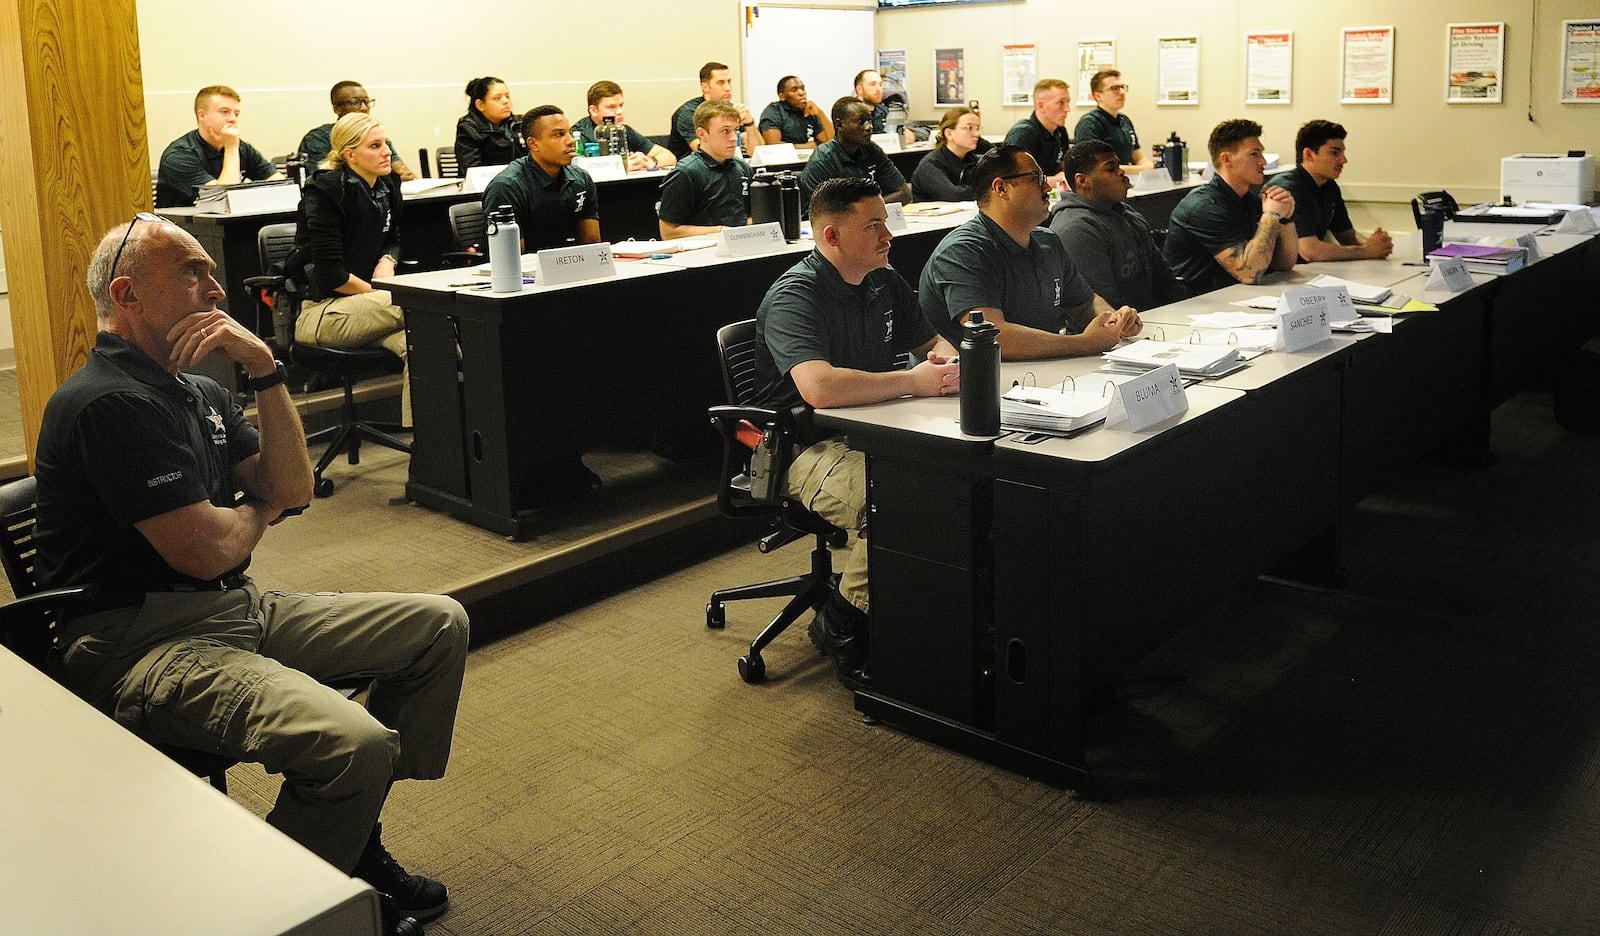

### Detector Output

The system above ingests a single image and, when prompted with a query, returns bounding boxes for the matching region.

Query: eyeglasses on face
[1000,169,1046,189]
[105,212,167,292]
[340,97,375,108]
[1103,84,1130,93]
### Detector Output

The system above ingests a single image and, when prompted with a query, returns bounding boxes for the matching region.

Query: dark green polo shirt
[758,102,824,145]
[754,250,936,415]
[296,123,403,170]
[1073,108,1141,165]
[480,157,601,252]
[1003,113,1070,175]
[656,150,754,227]
[668,96,705,159]
[869,101,889,134]
[1269,166,1354,248]
[798,140,905,213]
[1163,174,1275,295]
[571,117,656,156]
[155,129,276,207]
[918,211,1095,342]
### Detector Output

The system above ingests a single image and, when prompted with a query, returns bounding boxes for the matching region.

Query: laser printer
[1500,153,1595,204]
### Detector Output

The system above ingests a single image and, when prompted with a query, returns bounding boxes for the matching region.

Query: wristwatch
[248,361,288,392]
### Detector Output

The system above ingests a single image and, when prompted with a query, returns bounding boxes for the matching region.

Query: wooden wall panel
[0,0,148,463]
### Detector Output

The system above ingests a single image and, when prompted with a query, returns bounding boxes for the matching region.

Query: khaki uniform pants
[54,584,469,873]
[785,437,869,613]
[296,291,410,425]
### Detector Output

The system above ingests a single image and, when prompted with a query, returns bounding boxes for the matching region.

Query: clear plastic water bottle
[486,205,522,293]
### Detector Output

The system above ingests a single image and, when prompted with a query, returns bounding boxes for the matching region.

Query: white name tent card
[1515,232,1543,264]
[462,164,505,194]
[1554,208,1599,234]
[573,154,626,182]
[1105,363,1188,432]
[1424,257,1474,293]
[752,143,800,166]
[535,242,616,286]
[716,222,786,257]
[884,203,908,232]
[1273,287,1341,352]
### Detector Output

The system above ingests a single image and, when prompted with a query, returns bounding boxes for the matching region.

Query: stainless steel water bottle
[486,205,522,293]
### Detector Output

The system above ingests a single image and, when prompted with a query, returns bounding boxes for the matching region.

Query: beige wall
[879,0,1599,229]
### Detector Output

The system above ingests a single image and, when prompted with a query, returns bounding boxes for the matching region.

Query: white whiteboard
[741,5,875,125]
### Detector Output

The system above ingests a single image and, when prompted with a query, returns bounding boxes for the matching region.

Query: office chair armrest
[441,250,486,268]
[0,585,99,624]
[708,404,796,437]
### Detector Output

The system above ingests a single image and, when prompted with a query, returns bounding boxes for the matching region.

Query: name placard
[1424,257,1474,294]
[1106,363,1188,432]
[573,154,626,183]
[1273,286,1341,352]
[752,143,799,167]
[1516,232,1543,264]
[535,242,617,286]
[1555,208,1599,234]
[884,203,908,232]
[716,222,786,257]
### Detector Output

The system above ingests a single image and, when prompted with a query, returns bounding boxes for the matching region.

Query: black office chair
[242,223,411,498]
[444,202,487,267]
[0,476,236,791]
[415,147,431,179]
[705,320,846,684]
[435,146,460,180]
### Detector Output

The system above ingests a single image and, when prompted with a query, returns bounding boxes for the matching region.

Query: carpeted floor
[200,391,1600,935]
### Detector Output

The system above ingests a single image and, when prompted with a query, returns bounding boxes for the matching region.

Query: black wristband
[248,361,288,392]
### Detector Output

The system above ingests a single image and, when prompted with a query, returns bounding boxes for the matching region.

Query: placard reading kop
[536,242,617,287]
[1274,286,1341,352]
[1107,363,1188,432]
[717,222,785,257]
[1424,257,1473,294]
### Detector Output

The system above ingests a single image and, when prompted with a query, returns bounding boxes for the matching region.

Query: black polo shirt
[798,140,905,213]
[668,96,705,159]
[155,129,276,207]
[919,211,1094,342]
[1164,174,1270,295]
[656,150,753,228]
[1073,108,1141,165]
[869,101,890,133]
[293,167,404,300]
[1003,113,1070,176]
[481,157,601,252]
[910,146,977,202]
[754,250,936,415]
[295,123,403,170]
[33,332,260,592]
[1269,166,1354,247]
[571,117,656,156]
[758,102,824,145]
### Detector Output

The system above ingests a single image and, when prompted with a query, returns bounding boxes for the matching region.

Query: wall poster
[1075,39,1117,105]
[1560,20,1600,102]
[1447,22,1504,104]
[936,48,966,106]
[1341,26,1395,104]
[1003,44,1037,106]
[1245,31,1293,104]
[1157,35,1200,106]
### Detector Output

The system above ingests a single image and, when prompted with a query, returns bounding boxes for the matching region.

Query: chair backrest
[448,202,487,253]
[0,476,42,598]
[415,147,431,179]
[436,146,460,179]
[716,319,761,405]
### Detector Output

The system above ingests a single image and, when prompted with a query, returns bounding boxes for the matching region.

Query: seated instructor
[800,97,911,213]
[758,75,834,150]
[752,177,960,690]
[1268,119,1393,263]
[572,80,676,171]
[155,84,281,208]
[1163,118,1298,294]
[920,145,1143,360]
[35,216,469,936]
[289,112,413,426]
[482,105,602,251]
[657,100,755,239]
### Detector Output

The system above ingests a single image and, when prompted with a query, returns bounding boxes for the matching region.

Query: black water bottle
[959,311,1001,436]
[749,171,779,226]
[778,172,801,242]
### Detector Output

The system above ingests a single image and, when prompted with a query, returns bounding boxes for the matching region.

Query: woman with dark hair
[911,106,982,202]
[454,76,520,172]
[292,112,411,425]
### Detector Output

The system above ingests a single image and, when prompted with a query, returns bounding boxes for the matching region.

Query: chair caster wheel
[314,477,335,498]
[738,654,766,683]
[706,602,725,629]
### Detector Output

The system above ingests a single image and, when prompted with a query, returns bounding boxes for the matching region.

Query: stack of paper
[1102,339,1246,378]
[1427,243,1527,275]
[1307,273,1391,305]
[1000,384,1110,432]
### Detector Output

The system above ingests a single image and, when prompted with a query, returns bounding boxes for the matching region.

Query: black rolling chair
[415,147,431,179]
[444,202,487,267]
[0,477,236,791]
[705,319,846,683]
[434,146,460,179]
[242,223,411,498]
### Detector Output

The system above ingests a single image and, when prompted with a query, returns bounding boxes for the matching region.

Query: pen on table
[1401,261,1428,267]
